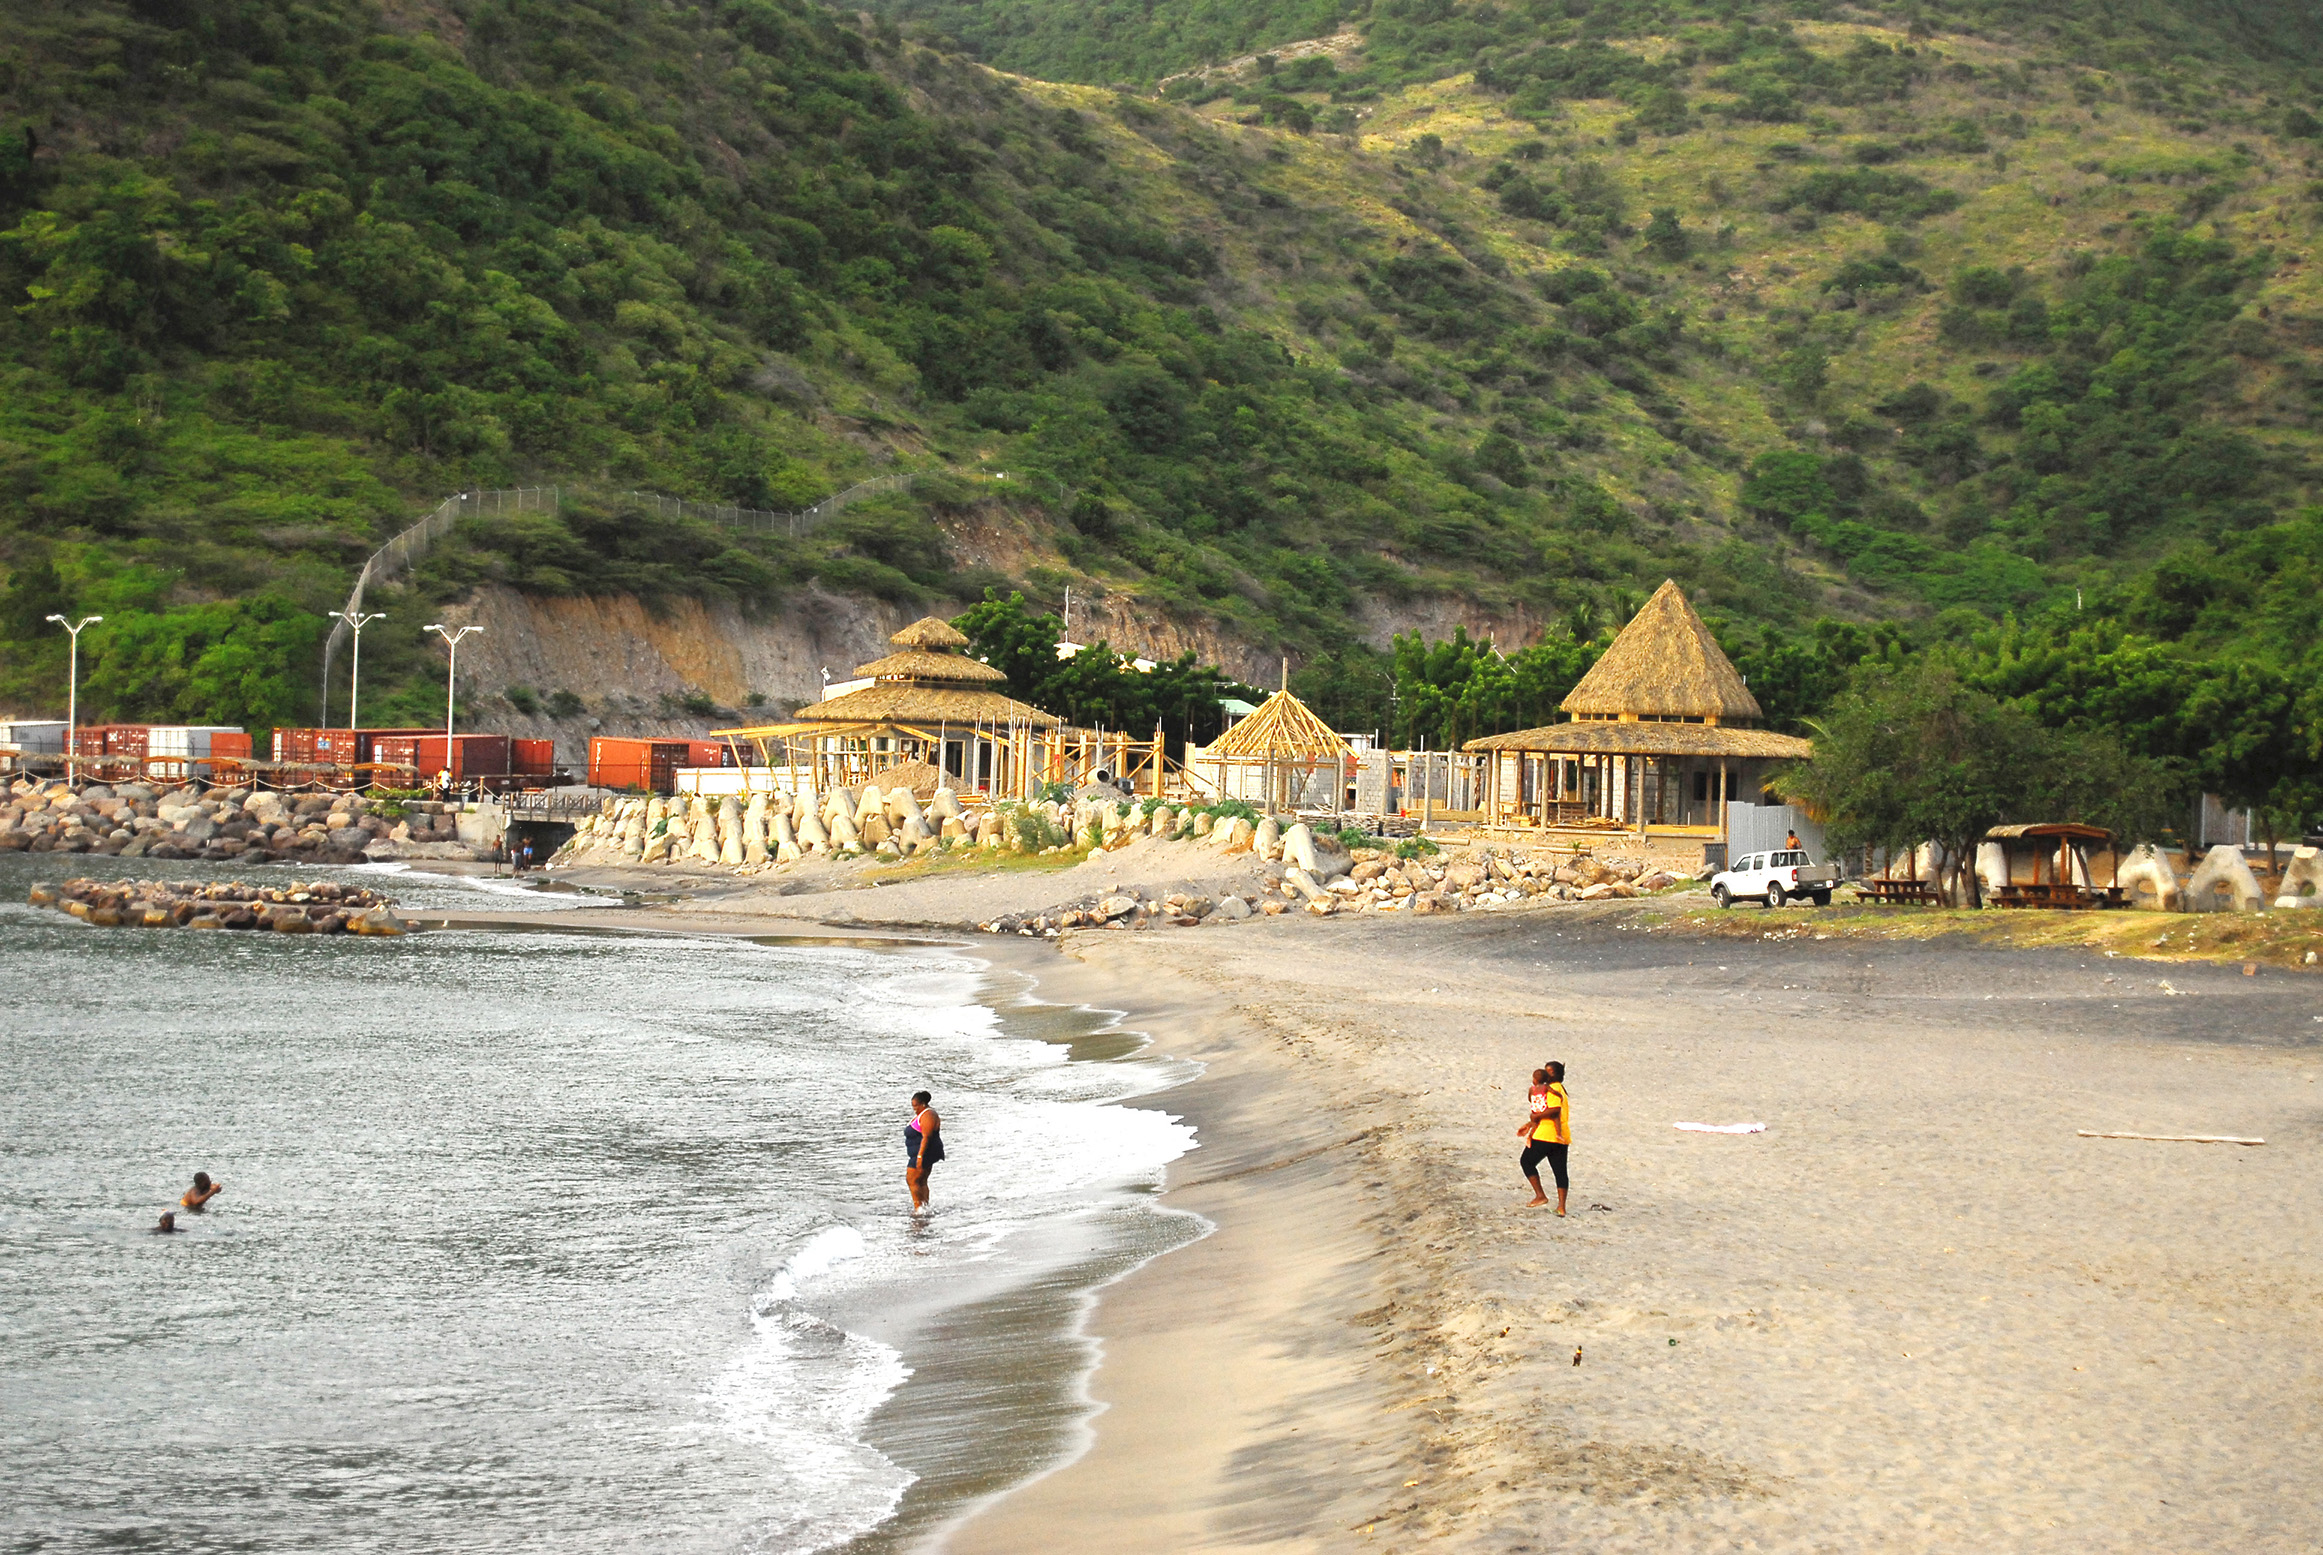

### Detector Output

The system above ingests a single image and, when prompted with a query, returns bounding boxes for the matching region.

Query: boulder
[1216,816,1255,853]
[1098,894,1141,921]
[1305,896,1338,916]
[1283,822,1320,875]
[2185,844,2265,913]
[1213,894,1251,921]
[1283,866,1324,900]
[1254,816,1282,860]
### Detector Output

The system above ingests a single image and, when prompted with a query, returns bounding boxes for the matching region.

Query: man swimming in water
[905,1091,944,1211]
[152,1212,181,1234]
[181,1172,222,1212]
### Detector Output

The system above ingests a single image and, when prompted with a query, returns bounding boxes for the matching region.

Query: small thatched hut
[1465,580,1811,837]
[1188,688,1354,812]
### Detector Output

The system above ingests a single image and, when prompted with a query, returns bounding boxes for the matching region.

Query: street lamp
[425,623,481,788]
[45,614,102,780]
[330,610,385,733]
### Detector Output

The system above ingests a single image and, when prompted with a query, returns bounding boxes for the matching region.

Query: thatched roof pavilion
[1463,581,1810,836]
[715,616,1063,798]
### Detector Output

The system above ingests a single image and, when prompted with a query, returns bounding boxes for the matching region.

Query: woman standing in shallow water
[905,1091,944,1211]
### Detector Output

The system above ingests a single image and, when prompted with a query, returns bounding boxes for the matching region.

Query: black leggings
[1520,1140,1569,1191]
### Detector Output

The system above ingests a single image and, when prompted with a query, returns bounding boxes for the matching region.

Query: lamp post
[45,614,102,782]
[425,623,481,791]
[330,610,385,733]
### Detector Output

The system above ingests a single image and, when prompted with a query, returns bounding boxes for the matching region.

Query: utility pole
[331,610,385,733]
[45,614,102,782]
[425,623,481,792]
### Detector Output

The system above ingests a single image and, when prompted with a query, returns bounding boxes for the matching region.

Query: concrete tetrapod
[742,795,769,866]
[2186,844,2266,912]
[718,797,746,866]
[2273,845,2323,909]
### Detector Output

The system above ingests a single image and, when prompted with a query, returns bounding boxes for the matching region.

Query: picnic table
[1852,878,1945,906]
[1990,882,2126,910]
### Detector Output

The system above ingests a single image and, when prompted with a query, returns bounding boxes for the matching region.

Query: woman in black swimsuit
[905,1090,944,1211]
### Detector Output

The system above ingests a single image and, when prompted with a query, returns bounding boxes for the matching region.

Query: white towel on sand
[1674,1122,1766,1134]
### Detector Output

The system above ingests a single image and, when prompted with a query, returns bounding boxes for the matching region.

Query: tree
[1778,659,2045,907]
[1642,207,1689,262]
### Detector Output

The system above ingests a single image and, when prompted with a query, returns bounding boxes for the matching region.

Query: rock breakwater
[27,877,409,934]
[2,778,492,864]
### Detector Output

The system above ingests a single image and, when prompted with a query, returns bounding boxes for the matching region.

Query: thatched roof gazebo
[1465,581,1811,836]
[1191,687,1355,812]
[715,616,1062,798]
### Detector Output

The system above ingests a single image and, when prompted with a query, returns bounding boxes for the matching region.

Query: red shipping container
[511,738,556,776]
[104,726,150,759]
[209,732,252,761]
[372,737,420,771]
[589,737,691,793]
[367,734,507,780]
[274,727,320,762]
[687,740,733,769]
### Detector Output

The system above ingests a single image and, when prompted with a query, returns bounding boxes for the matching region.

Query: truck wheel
[1765,883,1786,909]
[1712,884,1730,909]
[1812,891,1831,908]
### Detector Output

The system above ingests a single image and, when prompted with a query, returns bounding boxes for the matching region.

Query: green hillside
[2,0,2321,819]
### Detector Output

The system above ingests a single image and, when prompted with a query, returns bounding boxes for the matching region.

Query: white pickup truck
[1710,848,1842,908]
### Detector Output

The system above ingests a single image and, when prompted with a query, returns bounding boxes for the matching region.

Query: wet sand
[939,912,2322,1552]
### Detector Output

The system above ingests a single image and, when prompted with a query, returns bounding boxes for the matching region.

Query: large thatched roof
[850,647,1008,684]
[1207,689,1351,760]
[1561,580,1762,722]
[1466,722,1810,759]
[784,683,1062,728]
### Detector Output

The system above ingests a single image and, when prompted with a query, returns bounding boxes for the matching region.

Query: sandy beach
[929,909,2322,1553]
[495,854,2323,1550]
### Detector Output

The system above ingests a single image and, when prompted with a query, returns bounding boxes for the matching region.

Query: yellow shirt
[1531,1082,1569,1144]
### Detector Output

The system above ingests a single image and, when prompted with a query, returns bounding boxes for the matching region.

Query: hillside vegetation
[1,0,2320,825]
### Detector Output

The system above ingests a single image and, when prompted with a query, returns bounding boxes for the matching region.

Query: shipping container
[511,738,557,776]
[687,739,734,769]
[145,725,245,758]
[589,737,692,793]
[208,732,253,762]
[371,734,510,781]
[70,724,148,758]
[0,720,68,754]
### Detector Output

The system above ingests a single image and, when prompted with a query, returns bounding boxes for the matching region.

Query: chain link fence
[320,476,916,721]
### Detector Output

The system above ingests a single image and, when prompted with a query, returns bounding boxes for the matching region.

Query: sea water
[0,855,1197,1552]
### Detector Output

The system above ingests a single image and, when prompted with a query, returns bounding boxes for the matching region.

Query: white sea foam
[707,1225,914,1552]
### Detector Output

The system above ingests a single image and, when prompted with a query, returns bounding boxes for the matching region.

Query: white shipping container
[145,725,244,757]
[0,720,69,754]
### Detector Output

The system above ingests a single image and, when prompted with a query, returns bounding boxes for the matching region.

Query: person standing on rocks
[1518,1063,1570,1215]
[905,1091,944,1212]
